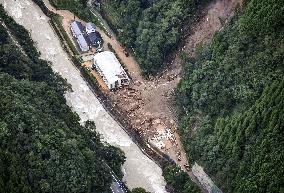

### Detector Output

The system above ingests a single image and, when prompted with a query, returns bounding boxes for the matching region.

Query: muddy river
[0,0,167,192]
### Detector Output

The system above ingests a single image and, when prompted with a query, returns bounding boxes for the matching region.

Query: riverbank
[32,0,176,169]
[0,0,168,192]
[29,1,210,192]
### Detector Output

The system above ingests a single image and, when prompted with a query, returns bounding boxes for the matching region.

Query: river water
[1,0,167,192]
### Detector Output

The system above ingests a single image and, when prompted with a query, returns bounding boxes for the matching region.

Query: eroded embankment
[0,0,167,192]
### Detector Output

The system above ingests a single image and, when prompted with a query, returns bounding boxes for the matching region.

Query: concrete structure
[93,51,130,90]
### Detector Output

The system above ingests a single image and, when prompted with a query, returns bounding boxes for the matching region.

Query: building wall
[93,51,130,90]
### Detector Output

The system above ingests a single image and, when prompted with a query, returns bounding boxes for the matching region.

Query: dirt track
[110,0,243,167]
[43,0,142,79]
[42,0,241,190]
[44,0,242,168]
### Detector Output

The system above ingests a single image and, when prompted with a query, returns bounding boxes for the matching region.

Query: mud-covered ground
[1,0,168,192]
[110,0,243,167]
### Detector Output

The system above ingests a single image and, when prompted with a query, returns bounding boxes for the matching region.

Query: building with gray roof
[70,21,90,52]
[76,34,89,52]
[70,21,85,37]
[86,22,96,34]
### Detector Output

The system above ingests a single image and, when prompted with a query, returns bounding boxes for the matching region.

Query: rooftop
[93,51,129,84]
[77,34,89,52]
[86,22,96,34]
[70,21,85,36]
[88,32,102,45]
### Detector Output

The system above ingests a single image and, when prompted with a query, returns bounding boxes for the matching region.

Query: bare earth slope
[21,0,242,191]
[111,0,243,167]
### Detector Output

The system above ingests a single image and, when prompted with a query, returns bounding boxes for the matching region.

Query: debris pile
[110,80,184,163]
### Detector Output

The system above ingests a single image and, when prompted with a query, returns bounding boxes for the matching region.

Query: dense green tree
[131,188,150,193]
[0,25,8,44]
[101,0,210,75]
[176,0,284,192]
[163,165,201,193]
[99,145,126,179]
[49,0,91,20]
[0,6,125,193]
[131,187,151,193]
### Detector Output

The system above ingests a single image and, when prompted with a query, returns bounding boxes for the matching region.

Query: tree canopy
[0,5,125,193]
[176,0,284,192]
[130,187,151,193]
[49,0,91,20]
[163,165,201,193]
[101,0,210,75]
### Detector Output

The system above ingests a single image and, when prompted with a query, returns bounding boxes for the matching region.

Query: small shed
[86,22,96,34]
[93,51,130,90]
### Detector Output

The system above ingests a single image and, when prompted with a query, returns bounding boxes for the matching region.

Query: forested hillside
[101,0,210,75]
[0,6,125,193]
[49,0,90,20]
[176,0,284,192]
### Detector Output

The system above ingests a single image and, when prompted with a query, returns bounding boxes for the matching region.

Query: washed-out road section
[0,0,167,192]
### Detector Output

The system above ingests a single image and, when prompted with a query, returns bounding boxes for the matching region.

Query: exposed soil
[43,0,142,79]
[183,0,243,56]
[3,0,167,191]
[42,0,241,189]
[110,0,243,167]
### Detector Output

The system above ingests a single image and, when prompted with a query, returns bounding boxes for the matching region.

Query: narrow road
[37,1,224,193]
[41,0,195,187]
[87,0,115,37]
[88,7,115,38]
[2,0,168,192]
[42,0,142,81]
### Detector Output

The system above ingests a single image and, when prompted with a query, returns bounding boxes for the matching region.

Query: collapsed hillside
[100,0,284,192]
[101,0,210,75]
[19,0,284,193]
[99,0,243,192]
[105,0,242,166]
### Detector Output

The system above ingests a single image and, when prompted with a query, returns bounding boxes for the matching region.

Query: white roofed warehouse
[93,51,130,90]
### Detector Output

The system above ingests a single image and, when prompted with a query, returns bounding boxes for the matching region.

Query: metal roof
[77,34,89,52]
[88,32,101,45]
[93,51,129,86]
[70,21,85,37]
[86,22,96,34]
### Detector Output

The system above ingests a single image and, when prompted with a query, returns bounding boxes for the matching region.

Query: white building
[93,51,130,90]
[86,22,96,35]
